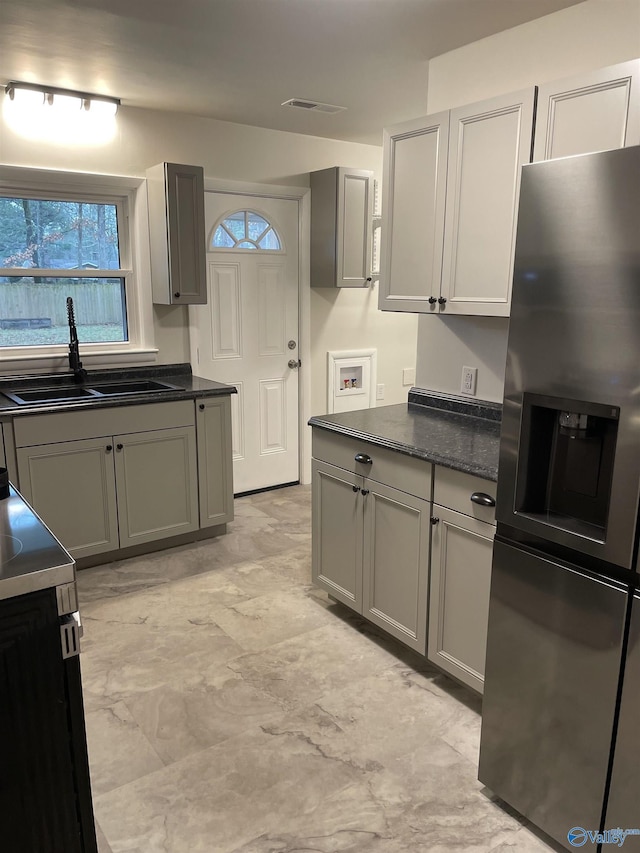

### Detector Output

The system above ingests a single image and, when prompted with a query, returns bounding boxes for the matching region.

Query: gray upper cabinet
[311,167,373,288]
[533,59,640,162]
[378,112,449,313]
[379,90,535,317]
[440,89,535,317]
[147,162,207,305]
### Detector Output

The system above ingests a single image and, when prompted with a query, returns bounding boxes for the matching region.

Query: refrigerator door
[479,539,627,850]
[604,591,640,847]
[497,145,640,570]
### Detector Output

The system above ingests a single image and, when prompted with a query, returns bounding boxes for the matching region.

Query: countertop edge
[309,416,498,482]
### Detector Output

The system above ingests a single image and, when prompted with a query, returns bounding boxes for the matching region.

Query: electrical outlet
[376,383,385,400]
[461,366,477,396]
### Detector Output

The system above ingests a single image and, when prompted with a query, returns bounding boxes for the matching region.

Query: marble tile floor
[77,485,564,853]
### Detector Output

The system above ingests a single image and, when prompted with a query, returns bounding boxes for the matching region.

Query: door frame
[199,176,312,485]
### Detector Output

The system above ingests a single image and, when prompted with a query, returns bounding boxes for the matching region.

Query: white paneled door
[190,192,300,494]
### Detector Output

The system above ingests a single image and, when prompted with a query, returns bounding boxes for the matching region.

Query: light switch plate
[402,367,416,386]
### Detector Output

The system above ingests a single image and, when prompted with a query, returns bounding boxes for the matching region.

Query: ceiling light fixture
[5,81,120,116]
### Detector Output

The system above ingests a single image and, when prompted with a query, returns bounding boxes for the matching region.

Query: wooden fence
[0,281,124,326]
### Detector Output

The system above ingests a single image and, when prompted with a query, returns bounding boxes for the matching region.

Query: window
[0,167,155,368]
[211,209,282,251]
[0,195,128,346]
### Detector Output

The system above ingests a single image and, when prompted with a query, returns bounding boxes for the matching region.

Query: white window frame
[0,165,156,372]
[209,208,285,253]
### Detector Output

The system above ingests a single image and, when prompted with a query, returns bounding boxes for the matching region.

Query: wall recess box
[327,349,377,413]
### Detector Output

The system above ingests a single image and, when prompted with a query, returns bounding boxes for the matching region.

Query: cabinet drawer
[14,401,195,447]
[434,466,496,524]
[312,429,432,500]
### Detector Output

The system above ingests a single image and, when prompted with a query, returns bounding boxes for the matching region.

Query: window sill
[0,348,160,377]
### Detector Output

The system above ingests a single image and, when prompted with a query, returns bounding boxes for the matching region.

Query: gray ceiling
[2,0,584,145]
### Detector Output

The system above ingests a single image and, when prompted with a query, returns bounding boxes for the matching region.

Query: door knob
[428,296,437,304]
[288,359,301,369]
[438,296,447,305]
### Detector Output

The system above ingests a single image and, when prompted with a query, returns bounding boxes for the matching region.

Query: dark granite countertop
[0,363,236,417]
[0,485,75,602]
[309,390,501,481]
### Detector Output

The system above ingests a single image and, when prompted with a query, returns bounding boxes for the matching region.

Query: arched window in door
[209,209,282,251]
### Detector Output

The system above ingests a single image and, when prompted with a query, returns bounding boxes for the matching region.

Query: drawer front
[14,400,195,447]
[434,465,496,524]
[312,429,432,500]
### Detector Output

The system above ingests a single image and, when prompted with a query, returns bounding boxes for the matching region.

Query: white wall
[0,107,418,413]
[416,0,640,402]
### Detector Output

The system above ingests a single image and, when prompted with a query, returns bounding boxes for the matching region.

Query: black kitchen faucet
[66,297,88,383]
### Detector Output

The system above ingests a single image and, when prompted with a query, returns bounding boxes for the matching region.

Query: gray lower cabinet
[196,396,234,527]
[362,480,430,653]
[16,437,119,559]
[311,433,431,654]
[17,425,199,558]
[113,426,199,548]
[427,466,497,693]
[312,459,364,612]
[12,398,233,561]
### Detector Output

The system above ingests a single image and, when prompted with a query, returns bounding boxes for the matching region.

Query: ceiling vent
[281,98,346,114]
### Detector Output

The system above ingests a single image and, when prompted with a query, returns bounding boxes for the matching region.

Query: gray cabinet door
[16,438,119,559]
[534,59,640,161]
[440,88,535,317]
[312,459,363,612]
[604,591,640,836]
[310,167,373,288]
[114,426,199,548]
[428,506,494,692]
[362,481,429,653]
[379,111,449,313]
[196,397,234,527]
[148,162,207,305]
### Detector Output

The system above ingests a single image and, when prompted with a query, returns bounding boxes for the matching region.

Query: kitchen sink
[90,379,179,396]
[2,379,180,405]
[3,387,98,404]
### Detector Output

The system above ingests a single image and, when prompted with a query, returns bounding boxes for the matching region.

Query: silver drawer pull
[354,453,372,465]
[470,491,495,507]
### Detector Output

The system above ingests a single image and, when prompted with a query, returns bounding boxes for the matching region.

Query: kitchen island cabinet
[533,59,640,161]
[0,486,96,853]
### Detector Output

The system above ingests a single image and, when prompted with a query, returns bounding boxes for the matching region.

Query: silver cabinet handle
[470,492,495,507]
[354,453,372,465]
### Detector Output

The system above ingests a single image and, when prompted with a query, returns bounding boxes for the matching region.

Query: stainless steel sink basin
[91,379,179,396]
[4,387,98,404]
[3,379,180,405]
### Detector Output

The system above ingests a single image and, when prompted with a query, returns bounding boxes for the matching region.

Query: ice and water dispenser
[514,394,619,539]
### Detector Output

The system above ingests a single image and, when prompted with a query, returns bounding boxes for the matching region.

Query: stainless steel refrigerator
[478,144,640,851]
